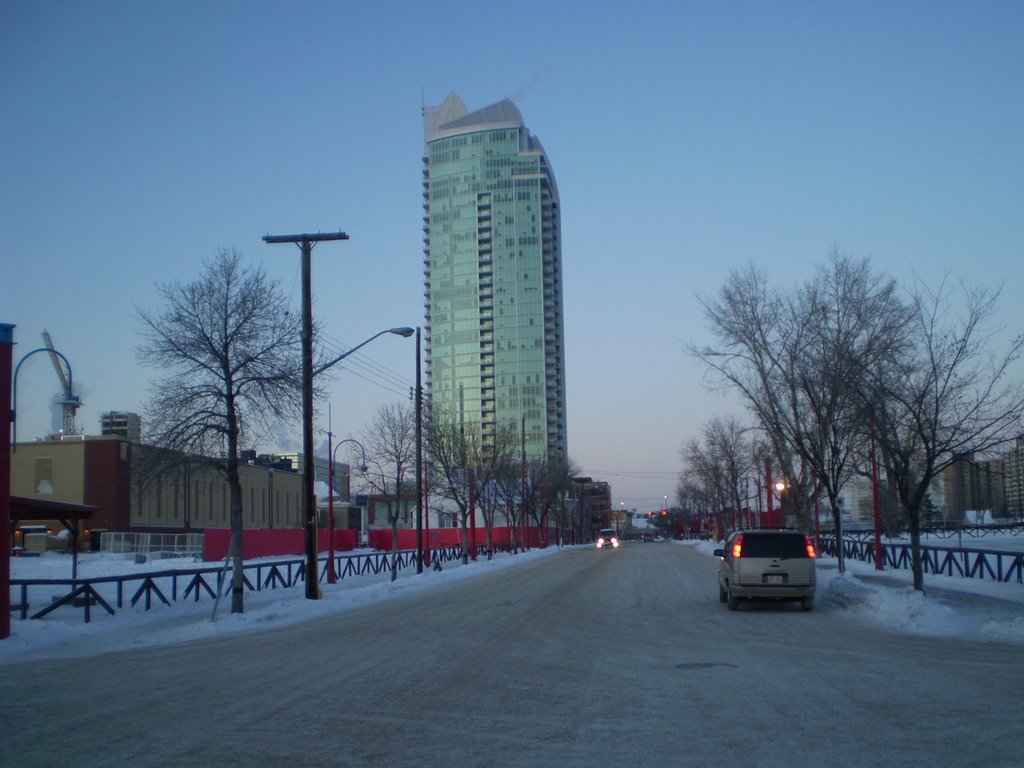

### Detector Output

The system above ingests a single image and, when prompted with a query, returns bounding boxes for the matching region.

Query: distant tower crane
[41,329,81,436]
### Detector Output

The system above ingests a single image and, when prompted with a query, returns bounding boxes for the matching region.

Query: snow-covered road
[1,541,1021,767]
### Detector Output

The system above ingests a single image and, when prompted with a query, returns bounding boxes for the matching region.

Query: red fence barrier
[202,528,358,561]
[369,526,554,552]
[202,526,556,561]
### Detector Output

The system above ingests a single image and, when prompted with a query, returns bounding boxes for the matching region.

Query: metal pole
[765,459,774,527]
[871,427,884,570]
[299,238,318,598]
[521,415,527,551]
[469,466,477,561]
[264,231,348,600]
[327,408,336,584]
[1,323,14,639]
[414,328,423,573]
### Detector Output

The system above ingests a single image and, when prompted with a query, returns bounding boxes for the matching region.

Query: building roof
[425,91,525,144]
[441,98,524,132]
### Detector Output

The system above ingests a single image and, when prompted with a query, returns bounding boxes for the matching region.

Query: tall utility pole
[263,231,348,600]
[1,323,14,639]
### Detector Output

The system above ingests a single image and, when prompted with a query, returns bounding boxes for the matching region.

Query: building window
[34,457,54,495]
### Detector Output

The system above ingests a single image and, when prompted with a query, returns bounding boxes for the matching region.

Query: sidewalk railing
[10,546,467,624]
[819,536,1024,584]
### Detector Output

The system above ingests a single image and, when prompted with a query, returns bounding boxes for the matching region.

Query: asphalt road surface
[2,543,1021,767]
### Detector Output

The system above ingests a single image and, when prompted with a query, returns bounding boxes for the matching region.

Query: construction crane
[41,329,81,436]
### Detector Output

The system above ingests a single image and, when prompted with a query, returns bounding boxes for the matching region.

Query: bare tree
[680,416,758,538]
[426,409,518,563]
[491,457,522,555]
[863,275,1024,590]
[360,403,417,581]
[523,455,579,548]
[693,261,816,532]
[136,249,302,613]
[693,252,911,570]
[794,253,913,547]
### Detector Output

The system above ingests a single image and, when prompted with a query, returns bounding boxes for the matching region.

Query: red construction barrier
[369,526,555,552]
[202,528,357,561]
[202,525,555,561]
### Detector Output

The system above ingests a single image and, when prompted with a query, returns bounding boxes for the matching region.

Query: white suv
[714,530,816,611]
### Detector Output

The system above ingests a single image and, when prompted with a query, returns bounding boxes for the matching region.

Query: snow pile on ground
[825,570,960,634]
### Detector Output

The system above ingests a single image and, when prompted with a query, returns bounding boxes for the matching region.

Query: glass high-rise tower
[422,92,567,462]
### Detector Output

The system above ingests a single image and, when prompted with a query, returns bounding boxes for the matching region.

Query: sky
[2,1,1022,512]
[2,538,1023,663]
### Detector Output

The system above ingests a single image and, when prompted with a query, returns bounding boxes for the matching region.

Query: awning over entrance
[10,496,97,525]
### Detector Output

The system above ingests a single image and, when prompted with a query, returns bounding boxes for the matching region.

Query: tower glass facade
[423,93,567,461]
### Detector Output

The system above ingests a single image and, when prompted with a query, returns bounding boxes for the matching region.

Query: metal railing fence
[100,532,204,559]
[819,536,1024,584]
[10,546,468,624]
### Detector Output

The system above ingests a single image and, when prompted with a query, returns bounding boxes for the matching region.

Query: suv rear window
[739,533,809,558]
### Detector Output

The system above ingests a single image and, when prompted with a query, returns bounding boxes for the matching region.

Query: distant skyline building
[99,411,141,443]
[422,92,567,462]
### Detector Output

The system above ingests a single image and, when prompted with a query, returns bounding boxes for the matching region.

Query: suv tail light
[805,536,816,558]
[731,534,744,559]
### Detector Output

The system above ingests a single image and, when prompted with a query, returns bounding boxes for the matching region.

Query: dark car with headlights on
[596,528,619,550]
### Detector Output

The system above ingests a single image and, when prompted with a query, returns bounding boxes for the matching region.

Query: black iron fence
[10,546,468,624]
[819,536,1024,584]
[840,523,1024,541]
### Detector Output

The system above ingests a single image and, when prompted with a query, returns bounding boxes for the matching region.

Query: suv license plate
[765,574,785,585]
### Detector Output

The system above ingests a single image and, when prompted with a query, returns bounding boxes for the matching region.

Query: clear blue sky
[3,1,1022,511]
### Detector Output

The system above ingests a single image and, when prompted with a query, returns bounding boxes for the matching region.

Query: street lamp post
[315,327,413,589]
[6,337,82,638]
[414,327,424,574]
[774,481,786,527]
[328,433,367,583]
[12,345,77,450]
[1,323,14,640]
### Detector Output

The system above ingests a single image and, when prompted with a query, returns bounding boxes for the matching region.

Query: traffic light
[661,509,667,516]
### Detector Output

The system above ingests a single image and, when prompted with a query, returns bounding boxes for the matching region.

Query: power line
[580,468,679,480]
[317,331,414,397]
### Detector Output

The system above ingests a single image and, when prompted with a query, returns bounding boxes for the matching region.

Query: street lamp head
[390,327,415,338]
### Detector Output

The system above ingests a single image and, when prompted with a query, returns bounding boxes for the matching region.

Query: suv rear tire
[726,583,740,611]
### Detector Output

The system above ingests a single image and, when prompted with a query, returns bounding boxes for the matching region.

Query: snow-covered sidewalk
[0,547,560,663]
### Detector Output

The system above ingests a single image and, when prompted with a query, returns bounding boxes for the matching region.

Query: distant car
[714,529,816,611]
[596,528,619,549]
